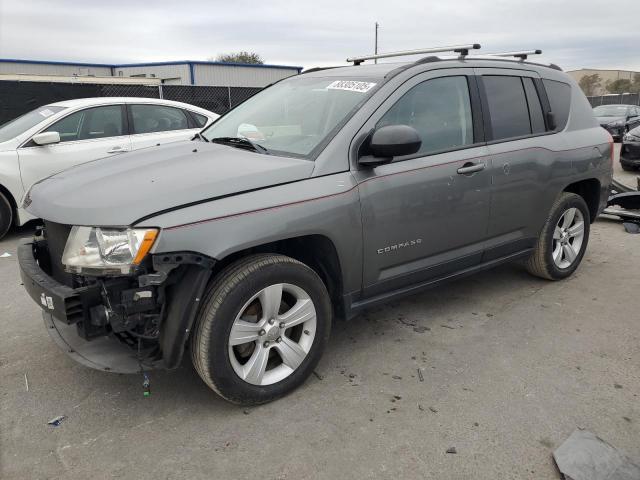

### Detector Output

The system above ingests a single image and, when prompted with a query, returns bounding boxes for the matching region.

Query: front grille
[43,221,73,286]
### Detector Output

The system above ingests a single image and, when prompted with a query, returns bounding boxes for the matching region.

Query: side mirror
[359,125,421,166]
[32,131,61,146]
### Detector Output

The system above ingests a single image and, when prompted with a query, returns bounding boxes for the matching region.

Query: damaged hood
[26,141,314,226]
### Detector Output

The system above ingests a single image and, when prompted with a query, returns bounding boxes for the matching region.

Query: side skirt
[344,248,533,318]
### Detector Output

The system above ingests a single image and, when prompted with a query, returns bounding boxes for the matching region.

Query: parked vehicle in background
[18,46,612,405]
[620,125,640,171]
[0,98,218,239]
[593,104,640,141]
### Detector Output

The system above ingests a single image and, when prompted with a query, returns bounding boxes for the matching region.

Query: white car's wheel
[0,192,13,240]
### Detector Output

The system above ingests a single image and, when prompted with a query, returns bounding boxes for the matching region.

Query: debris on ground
[47,415,66,427]
[623,222,640,234]
[418,404,425,411]
[417,369,424,382]
[429,406,438,413]
[441,324,456,329]
[446,447,457,454]
[392,375,402,380]
[0,252,11,258]
[553,429,640,480]
[413,326,430,333]
[312,370,323,381]
[24,374,28,392]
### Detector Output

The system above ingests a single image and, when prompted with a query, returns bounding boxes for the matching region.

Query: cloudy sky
[0,0,638,72]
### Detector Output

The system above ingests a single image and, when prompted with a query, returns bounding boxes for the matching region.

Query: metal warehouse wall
[0,61,112,77]
[193,64,298,87]
[114,64,190,85]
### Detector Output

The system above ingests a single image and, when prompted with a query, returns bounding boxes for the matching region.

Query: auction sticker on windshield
[327,80,377,93]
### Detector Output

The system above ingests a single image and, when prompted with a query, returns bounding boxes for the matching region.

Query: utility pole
[374,22,379,64]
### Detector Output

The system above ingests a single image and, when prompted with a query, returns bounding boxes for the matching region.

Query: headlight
[624,133,640,142]
[62,226,158,275]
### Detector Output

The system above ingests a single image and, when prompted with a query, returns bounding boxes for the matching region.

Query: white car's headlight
[61,226,158,275]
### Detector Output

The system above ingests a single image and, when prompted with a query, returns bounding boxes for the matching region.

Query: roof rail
[347,44,481,65]
[484,49,542,61]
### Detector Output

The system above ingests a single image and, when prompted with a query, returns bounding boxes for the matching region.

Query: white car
[0,97,219,238]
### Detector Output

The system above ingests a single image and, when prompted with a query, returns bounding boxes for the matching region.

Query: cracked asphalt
[1,146,638,479]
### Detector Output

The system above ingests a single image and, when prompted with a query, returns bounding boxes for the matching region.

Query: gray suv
[18,47,612,405]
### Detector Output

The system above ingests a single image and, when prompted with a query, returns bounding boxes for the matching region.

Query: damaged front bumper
[18,237,213,374]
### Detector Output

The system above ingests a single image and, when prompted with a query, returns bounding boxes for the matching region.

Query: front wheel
[526,192,590,280]
[0,192,13,240]
[190,254,332,405]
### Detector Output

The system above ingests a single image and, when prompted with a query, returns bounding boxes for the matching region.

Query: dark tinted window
[130,104,190,134]
[191,112,209,127]
[542,79,571,131]
[523,78,546,134]
[483,76,531,140]
[377,76,474,155]
[44,105,124,142]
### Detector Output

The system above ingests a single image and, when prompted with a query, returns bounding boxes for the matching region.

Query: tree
[606,79,633,94]
[210,51,264,65]
[578,74,602,96]
[632,73,640,93]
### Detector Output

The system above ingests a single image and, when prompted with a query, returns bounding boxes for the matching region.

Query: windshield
[202,76,379,158]
[593,105,629,117]
[0,106,65,143]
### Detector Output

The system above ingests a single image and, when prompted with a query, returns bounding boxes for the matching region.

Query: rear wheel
[0,192,13,240]
[526,192,590,280]
[191,254,332,405]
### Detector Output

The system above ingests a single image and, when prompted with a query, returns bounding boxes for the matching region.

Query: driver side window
[43,105,124,143]
[377,76,474,156]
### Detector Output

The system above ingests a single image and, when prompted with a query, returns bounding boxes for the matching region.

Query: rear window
[483,76,531,140]
[543,79,571,131]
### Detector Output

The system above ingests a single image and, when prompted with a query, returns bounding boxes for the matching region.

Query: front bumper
[620,141,640,165]
[18,240,160,373]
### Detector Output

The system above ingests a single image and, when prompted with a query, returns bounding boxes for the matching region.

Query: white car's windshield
[202,76,379,158]
[0,106,66,143]
[593,105,628,117]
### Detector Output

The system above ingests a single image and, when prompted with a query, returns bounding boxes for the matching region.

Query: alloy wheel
[228,283,317,386]
[552,207,585,269]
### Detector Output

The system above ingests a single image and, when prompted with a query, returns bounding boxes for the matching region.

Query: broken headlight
[61,226,158,275]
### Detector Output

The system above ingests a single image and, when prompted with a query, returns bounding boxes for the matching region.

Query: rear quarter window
[542,79,571,131]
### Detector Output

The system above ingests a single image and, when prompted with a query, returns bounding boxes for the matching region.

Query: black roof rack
[484,49,543,61]
[347,44,481,65]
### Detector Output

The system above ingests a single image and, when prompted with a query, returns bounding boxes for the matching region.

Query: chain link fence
[587,93,640,107]
[0,80,263,125]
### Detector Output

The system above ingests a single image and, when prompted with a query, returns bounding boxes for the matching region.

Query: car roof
[593,104,634,107]
[46,97,216,115]
[301,57,565,80]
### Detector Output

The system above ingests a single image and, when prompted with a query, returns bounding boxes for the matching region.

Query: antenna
[347,44,481,65]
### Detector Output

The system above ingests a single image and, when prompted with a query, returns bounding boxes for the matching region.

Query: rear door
[354,69,492,297]
[127,103,200,150]
[17,104,130,189]
[475,68,567,260]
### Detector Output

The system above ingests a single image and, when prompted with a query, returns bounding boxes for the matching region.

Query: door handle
[457,162,485,175]
[107,146,129,154]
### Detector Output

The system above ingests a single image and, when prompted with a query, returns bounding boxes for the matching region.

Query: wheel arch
[211,234,346,319]
[563,178,601,222]
[0,182,17,224]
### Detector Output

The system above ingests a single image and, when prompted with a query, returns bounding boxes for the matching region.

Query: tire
[190,253,332,405]
[0,192,13,240]
[526,192,590,280]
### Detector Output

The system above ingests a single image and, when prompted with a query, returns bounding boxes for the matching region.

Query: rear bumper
[620,142,640,164]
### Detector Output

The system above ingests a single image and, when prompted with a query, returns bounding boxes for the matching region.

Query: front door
[354,70,492,298]
[18,104,130,190]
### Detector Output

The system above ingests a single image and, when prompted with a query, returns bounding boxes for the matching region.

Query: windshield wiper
[209,136,269,154]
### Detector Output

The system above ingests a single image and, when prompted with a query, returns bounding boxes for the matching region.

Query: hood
[27,140,314,226]
[595,116,625,126]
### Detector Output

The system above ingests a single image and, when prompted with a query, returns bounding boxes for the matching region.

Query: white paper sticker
[39,108,55,118]
[327,80,377,93]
